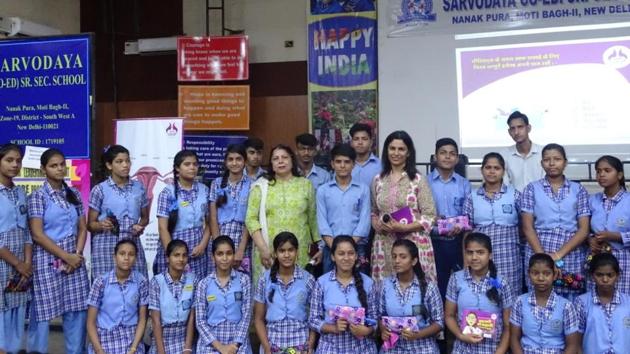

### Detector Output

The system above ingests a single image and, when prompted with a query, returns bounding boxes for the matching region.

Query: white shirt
[501,143,544,192]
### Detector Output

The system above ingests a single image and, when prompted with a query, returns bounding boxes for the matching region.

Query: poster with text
[183,135,247,182]
[177,35,248,81]
[178,85,250,130]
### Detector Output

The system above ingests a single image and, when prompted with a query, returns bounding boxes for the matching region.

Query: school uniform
[463,184,523,299]
[351,153,381,188]
[155,182,210,279]
[87,270,149,354]
[378,275,443,354]
[209,175,252,273]
[521,178,590,300]
[90,177,149,279]
[575,289,630,354]
[589,189,630,294]
[446,269,514,354]
[316,179,371,273]
[254,267,315,353]
[0,183,31,353]
[309,270,378,354]
[194,270,252,354]
[148,271,197,354]
[427,169,472,298]
[301,164,331,190]
[27,181,90,354]
[510,291,579,354]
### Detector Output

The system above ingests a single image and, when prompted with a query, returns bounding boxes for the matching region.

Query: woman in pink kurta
[370,131,437,282]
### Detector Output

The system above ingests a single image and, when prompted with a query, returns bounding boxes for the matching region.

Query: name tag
[207,295,216,302]
[502,204,513,214]
[184,284,193,292]
[180,201,190,207]
[234,291,243,301]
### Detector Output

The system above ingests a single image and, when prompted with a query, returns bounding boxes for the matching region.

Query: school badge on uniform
[207,295,216,302]
[502,204,513,214]
[616,218,626,227]
[624,316,630,328]
[19,205,27,214]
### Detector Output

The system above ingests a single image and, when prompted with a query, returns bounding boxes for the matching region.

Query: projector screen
[457,36,630,148]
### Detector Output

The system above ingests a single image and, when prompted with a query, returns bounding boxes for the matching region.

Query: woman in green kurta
[246,144,321,283]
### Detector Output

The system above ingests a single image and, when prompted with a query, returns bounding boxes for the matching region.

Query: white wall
[0,0,79,35]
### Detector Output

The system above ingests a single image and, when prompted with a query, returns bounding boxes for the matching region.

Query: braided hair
[464,232,502,306]
[216,144,247,208]
[167,150,199,234]
[392,238,429,318]
[40,148,80,206]
[267,232,299,303]
[332,235,368,309]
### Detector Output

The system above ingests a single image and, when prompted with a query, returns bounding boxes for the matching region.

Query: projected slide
[457,37,630,148]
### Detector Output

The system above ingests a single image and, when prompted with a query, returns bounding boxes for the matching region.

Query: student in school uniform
[521,143,590,300]
[575,253,630,354]
[27,148,91,354]
[296,133,331,190]
[463,152,522,299]
[349,123,380,189]
[444,233,514,354]
[243,137,266,181]
[588,155,630,294]
[317,144,371,274]
[155,150,211,279]
[149,239,196,354]
[254,232,316,354]
[309,235,378,354]
[0,144,32,354]
[209,144,252,274]
[88,145,150,279]
[378,239,443,354]
[195,236,253,354]
[427,137,472,299]
[510,253,580,354]
[86,239,149,354]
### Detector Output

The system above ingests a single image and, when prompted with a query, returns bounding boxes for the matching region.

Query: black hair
[0,144,22,160]
[100,145,130,181]
[265,144,300,185]
[168,150,199,234]
[349,123,373,139]
[295,133,318,147]
[380,130,418,180]
[595,155,626,190]
[542,143,567,161]
[528,253,555,271]
[216,144,247,208]
[243,137,264,151]
[212,235,235,255]
[114,238,138,254]
[40,148,80,206]
[165,239,189,258]
[507,111,529,126]
[481,152,505,170]
[589,253,621,275]
[464,232,501,306]
[331,235,368,310]
[392,239,428,318]
[268,232,299,303]
[330,143,356,161]
[435,137,459,154]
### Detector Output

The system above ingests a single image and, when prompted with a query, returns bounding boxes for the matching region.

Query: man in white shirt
[501,111,544,192]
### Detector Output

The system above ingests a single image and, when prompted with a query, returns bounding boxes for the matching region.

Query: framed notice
[177,35,249,81]
[178,85,250,130]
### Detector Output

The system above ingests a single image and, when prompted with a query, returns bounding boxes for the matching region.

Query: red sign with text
[177,35,249,81]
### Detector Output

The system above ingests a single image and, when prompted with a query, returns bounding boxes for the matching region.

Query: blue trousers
[28,308,87,354]
[0,305,27,352]
[431,235,464,298]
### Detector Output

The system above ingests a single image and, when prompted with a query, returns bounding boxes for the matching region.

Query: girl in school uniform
[309,235,378,354]
[588,155,630,293]
[86,239,149,354]
[463,152,522,299]
[155,150,211,279]
[0,144,32,354]
[27,148,90,354]
[149,239,196,354]
[575,253,630,353]
[378,238,443,354]
[88,145,150,279]
[509,253,580,354]
[444,232,514,354]
[195,236,252,353]
[209,144,252,274]
[521,143,590,300]
[254,232,316,354]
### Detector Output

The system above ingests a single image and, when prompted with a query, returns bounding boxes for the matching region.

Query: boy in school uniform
[296,133,331,190]
[349,123,380,188]
[316,144,371,274]
[427,138,472,299]
[243,137,266,180]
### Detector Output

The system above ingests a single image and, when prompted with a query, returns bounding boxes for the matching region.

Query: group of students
[0,113,629,353]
